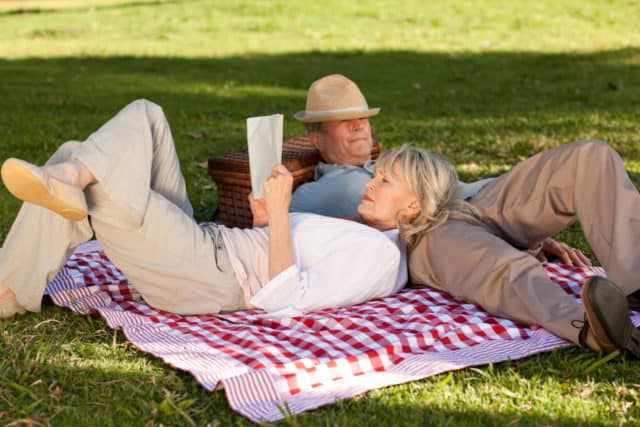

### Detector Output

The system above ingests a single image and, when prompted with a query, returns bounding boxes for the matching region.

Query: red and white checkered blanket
[45,241,639,422]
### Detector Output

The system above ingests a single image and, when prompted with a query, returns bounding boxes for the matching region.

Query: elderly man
[290,74,640,358]
[291,74,579,264]
[290,74,492,218]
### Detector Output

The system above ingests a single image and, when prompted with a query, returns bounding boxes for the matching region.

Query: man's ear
[309,129,323,151]
[310,130,329,164]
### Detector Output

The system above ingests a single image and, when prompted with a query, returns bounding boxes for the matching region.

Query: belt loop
[203,223,224,272]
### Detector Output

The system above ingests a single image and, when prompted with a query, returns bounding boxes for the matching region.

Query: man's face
[311,118,373,166]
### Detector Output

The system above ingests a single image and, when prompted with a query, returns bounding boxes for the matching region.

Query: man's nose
[350,118,364,130]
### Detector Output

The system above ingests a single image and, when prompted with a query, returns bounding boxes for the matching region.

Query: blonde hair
[376,144,474,248]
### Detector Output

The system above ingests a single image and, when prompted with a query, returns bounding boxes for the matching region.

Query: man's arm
[289,168,372,217]
[534,237,592,266]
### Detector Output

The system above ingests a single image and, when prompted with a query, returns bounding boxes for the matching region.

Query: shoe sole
[1,158,87,221]
[582,277,640,358]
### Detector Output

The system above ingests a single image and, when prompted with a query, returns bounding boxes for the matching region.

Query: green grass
[1,0,640,425]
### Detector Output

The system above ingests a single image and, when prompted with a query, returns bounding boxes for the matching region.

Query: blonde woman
[0,100,453,320]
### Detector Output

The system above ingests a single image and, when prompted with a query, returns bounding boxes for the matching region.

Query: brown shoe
[628,289,640,312]
[579,318,617,353]
[581,276,640,357]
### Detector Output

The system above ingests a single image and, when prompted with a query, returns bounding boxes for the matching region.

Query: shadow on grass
[1,48,638,153]
[293,348,640,426]
[3,303,636,426]
[300,395,629,426]
[1,48,639,222]
[0,48,640,224]
[0,304,251,426]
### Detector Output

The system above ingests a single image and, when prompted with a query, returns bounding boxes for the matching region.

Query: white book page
[247,114,283,199]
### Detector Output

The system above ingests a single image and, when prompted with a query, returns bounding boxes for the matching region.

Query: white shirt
[218,213,407,317]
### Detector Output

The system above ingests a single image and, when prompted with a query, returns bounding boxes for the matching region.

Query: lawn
[1,0,640,425]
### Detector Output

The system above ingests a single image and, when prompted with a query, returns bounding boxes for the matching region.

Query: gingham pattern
[45,242,640,422]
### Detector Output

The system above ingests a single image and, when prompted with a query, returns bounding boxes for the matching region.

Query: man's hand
[536,237,592,267]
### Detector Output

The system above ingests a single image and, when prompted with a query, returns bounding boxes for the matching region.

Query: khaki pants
[409,140,640,344]
[0,99,244,315]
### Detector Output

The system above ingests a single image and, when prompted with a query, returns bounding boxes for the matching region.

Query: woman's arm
[263,164,294,279]
[250,221,404,316]
[248,193,268,227]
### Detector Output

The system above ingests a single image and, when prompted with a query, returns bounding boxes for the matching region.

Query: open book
[246,114,283,199]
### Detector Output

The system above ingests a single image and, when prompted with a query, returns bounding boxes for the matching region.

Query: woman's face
[357,160,420,230]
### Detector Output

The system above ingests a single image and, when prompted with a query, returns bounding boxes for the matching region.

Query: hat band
[302,104,370,118]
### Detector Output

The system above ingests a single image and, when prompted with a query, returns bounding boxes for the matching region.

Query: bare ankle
[0,282,26,318]
[0,282,16,299]
[44,160,95,189]
[73,160,96,188]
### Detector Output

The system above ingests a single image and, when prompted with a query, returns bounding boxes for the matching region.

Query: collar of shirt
[314,160,376,180]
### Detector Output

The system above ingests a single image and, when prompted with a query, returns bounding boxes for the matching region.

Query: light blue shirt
[289,161,375,218]
[290,161,494,218]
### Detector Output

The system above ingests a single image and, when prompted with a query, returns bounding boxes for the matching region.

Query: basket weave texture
[208,135,379,228]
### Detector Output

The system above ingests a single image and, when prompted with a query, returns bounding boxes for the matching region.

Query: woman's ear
[405,198,421,220]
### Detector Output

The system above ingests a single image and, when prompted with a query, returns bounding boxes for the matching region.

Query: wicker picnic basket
[208,135,380,228]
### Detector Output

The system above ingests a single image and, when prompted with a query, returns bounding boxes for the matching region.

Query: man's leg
[409,216,585,344]
[458,139,640,353]
[472,139,640,295]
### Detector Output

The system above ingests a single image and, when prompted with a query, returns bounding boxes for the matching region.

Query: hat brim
[294,107,380,123]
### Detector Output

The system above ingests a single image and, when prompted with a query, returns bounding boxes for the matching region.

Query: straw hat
[294,74,380,123]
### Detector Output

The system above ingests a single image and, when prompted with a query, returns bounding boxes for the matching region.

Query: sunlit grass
[1,0,640,59]
[1,0,640,425]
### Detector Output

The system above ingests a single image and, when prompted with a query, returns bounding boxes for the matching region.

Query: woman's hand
[248,193,268,227]
[536,237,592,267]
[263,164,293,221]
[263,164,294,280]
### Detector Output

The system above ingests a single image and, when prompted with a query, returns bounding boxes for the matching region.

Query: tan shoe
[0,285,26,319]
[1,158,87,221]
[579,318,617,354]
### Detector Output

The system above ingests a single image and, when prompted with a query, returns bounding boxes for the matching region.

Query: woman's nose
[365,178,376,190]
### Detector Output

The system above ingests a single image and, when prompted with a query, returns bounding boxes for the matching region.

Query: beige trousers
[409,140,640,344]
[0,99,244,315]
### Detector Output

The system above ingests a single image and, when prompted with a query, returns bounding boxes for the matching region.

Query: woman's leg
[88,186,244,314]
[73,99,243,313]
[1,99,243,315]
[0,141,93,313]
[72,99,193,224]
